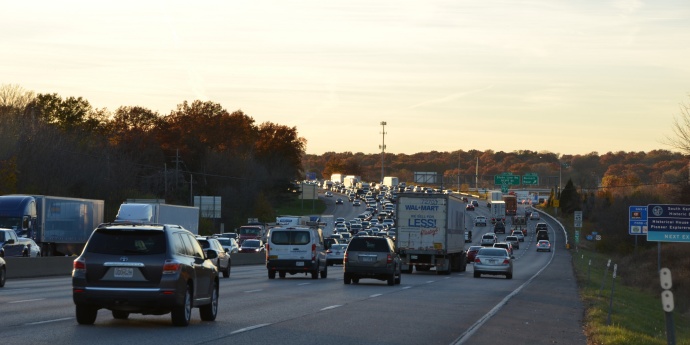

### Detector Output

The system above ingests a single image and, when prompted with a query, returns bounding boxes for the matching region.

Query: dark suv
[343,236,401,286]
[72,223,219,327]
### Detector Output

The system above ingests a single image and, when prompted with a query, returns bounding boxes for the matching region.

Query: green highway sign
[494,173,520,185]
[522,174,539,185]
[501,184,509,193]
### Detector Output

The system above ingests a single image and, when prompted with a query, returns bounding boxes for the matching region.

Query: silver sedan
[473,247,513,279]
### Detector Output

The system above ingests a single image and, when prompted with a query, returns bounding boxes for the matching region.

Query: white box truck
[490,200,506,224]
[115,202,199,234]
[383,176,399,188]
[395,194,467,275]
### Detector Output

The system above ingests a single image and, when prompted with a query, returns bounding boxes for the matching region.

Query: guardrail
[3,253,267,279]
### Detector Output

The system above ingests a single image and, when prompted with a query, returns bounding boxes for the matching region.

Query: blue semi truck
[0,195,104,256]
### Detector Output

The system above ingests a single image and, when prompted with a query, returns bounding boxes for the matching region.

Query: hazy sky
[3,1,689,155]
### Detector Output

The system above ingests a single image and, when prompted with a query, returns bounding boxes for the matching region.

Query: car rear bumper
[72,286,183,312]
[267,259,319,272]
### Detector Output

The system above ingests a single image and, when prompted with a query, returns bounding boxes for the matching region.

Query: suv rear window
[347,238,390,252]
[85,230,167,255]
[270,230,310,245]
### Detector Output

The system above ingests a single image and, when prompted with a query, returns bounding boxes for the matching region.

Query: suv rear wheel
[171,285,192,327]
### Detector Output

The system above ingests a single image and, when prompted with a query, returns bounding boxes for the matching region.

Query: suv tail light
[311,243,316,261]
[73,257,86,274]
[162,260,181,274]
[344,251,349,263]
[386,254,392,264]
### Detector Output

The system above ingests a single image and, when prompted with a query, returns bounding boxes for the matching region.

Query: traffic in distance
[0,179,577,344]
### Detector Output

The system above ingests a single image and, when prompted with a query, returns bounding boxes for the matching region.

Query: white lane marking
[231,323,271,334]
[244,289,263,293]
[298,283,311,286]
[425,280,435,284]
[452,228,557,345]
[369,294,382,298]
[402,286,412,289]
[25,317,73,325]
[9,298,46,304]
[320,305,342,311]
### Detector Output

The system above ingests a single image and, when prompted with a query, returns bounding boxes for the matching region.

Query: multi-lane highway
[0,193,587,345]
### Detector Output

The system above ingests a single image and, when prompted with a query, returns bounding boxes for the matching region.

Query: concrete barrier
[4,253,266,279]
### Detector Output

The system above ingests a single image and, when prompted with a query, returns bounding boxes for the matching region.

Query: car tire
[112,310,129,320]
[199,283,218,321]
[0,266,5,287]
[506,273,513,279]
[387,274,395,286]
[320,265,328,279]
[352,277,360,284]
[344,273,351,284]
[473,271,480,278]
[171,285,192,327]
[311,269,318,279]
[395,272,401,285]
[268,270,276,279]
[222,263,230,278]
[75,304,98,325]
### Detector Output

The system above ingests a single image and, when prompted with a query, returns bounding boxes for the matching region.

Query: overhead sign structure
[647,204,690,242]
[522,173,539,185]
[494,173,520,186]
[629,206,648,236]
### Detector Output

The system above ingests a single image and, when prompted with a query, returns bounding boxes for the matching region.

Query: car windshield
[330,245,347,251]
[243,240,261,247]
[478,248,508,256]
[86,229,167,255]
[347,238,390,252]
[216,238,231,246]
[270,230,310,245]
[239,227,261,235]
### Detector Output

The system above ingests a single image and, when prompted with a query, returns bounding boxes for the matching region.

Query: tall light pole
[379,121,387,184]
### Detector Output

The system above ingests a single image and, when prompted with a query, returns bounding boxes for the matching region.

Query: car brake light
[163,260,181,274]
[387,254,392,264]
[311,243,316,261]
[73,258,86,274]
[503,259,511,264]
[474,258,481,263]
[344,251,348,263]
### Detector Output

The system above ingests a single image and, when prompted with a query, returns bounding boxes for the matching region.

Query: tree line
[0,84,305,231]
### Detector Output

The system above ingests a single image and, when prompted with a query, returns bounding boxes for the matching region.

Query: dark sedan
[239,239,265,253]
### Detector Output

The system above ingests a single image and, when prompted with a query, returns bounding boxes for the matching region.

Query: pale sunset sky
[2,1,689,155]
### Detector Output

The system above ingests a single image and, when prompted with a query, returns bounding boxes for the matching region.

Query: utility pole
[379,121,387,184]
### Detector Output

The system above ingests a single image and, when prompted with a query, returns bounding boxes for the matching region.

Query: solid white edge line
[25,317,73,325]
[231,323,271,334]
[369,294,382,298]
[452,227,557,345]
[320,305,342,311]
[9,298,46,304]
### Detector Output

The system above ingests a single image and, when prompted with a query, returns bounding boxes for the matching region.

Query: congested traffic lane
[0,196,582,345]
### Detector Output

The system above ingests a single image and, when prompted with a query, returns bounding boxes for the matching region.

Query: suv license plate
[114,267,133,278]
[295,262,304,267]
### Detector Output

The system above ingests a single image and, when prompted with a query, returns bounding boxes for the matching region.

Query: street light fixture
[379,121,387,184]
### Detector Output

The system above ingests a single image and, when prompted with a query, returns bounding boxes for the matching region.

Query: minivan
[265,227,328,279]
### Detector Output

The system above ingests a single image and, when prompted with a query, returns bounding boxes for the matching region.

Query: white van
[266,227,328,279]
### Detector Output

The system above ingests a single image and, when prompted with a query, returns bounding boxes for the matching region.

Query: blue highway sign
[629,206,647,235]
[647,204,690,242]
